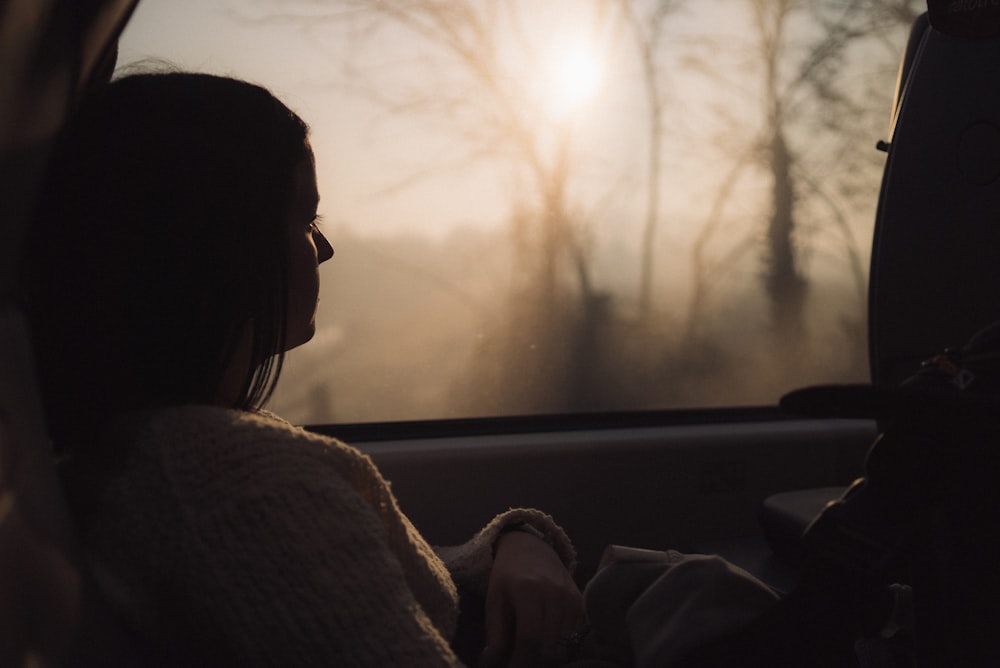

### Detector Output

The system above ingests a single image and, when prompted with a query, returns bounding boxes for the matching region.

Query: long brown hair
[24,71,310,453]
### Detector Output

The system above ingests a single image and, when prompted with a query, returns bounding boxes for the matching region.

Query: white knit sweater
[71,405,576,666]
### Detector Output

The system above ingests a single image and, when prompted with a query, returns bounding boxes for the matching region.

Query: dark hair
[24,71,310,453]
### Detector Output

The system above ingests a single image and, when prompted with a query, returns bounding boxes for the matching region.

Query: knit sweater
[69,405,576,667]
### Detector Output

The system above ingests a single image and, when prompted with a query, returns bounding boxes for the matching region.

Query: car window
[117,0,921,425]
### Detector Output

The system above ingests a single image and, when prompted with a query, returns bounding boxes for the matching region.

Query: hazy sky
[119,0,483,239]
[117,0,745,243]
[116,0,900,299]
[119,1,567,238]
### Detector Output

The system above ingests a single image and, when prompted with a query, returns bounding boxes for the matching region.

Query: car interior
[3,0,1000,666]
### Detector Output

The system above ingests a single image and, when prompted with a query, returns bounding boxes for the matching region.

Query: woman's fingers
[482,530,586,666]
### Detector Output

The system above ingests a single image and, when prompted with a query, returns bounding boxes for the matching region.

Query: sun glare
[542,42,602,120]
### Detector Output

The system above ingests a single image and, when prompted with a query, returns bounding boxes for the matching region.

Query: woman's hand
[479,529,585,667]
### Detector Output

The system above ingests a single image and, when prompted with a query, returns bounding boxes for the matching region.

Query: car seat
[763,0,1000,567]
[868,10,1000,387]
[0,1,140,665]
[706,3,1000,665]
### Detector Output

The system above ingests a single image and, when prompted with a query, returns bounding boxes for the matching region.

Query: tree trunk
[765,127,807,340]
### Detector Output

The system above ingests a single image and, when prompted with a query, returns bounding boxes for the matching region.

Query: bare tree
[326,2,608,312]
[684,0,919,348]
[612,0,684,317]
[294,0,622,411]
[753,0,808,342]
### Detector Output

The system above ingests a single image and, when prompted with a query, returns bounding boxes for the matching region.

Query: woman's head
[25,71,331,451]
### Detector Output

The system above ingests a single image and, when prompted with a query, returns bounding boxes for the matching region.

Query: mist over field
[270,214,869,425]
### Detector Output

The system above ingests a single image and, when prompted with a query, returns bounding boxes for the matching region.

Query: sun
[542,41,602,120]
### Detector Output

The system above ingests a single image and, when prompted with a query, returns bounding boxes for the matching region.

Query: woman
[24,71,584,667]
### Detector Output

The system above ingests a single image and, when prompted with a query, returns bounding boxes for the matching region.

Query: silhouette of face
[284,143,334,350]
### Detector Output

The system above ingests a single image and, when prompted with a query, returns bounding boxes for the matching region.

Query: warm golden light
[542,41,602,119]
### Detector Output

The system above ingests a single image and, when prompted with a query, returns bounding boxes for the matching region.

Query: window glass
[118,0,922,424]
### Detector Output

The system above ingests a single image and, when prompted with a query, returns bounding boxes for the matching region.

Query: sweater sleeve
[87,408,464,667]
[195,471,460,666]
[435,507,577,597]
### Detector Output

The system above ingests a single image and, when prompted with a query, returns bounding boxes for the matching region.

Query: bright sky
[116,0,892,271]
[118,0,639,240]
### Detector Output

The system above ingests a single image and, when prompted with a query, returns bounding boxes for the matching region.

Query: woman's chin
[284,321,316,351]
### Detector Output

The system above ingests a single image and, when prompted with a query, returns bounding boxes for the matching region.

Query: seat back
[0,2,138,665]
[869,6,1000,385]
[752,5,1000,662]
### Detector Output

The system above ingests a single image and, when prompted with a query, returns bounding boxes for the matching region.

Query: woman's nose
[315,229,334,263]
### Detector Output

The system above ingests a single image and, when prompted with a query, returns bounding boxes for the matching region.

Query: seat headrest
[928,0,1000,39]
